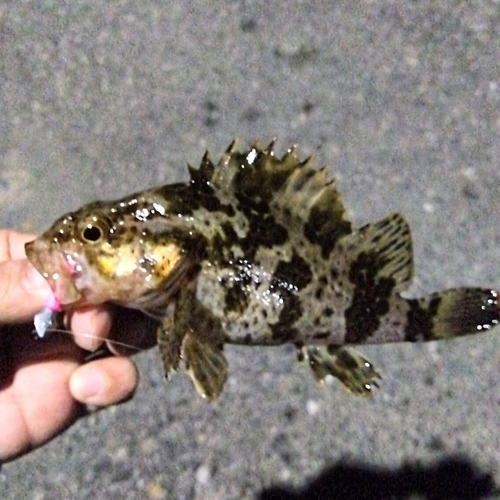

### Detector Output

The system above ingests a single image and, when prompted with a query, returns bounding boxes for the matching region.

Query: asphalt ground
[1,1,500,499]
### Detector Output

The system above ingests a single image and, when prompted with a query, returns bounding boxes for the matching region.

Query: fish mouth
[25,239,84,306]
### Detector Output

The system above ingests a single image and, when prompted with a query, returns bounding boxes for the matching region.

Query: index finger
[0,230,37,263]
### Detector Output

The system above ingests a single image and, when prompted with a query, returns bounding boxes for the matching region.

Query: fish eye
[79,216,109,243]
[83,225,103,242]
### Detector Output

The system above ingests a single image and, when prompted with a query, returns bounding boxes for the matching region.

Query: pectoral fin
[182,332,228,400]
[157,316,183,377]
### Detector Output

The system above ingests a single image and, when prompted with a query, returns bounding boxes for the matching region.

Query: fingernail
[73,367,107,401]
[87,337,103,353]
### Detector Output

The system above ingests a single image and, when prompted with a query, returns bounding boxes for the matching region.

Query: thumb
[0,260,51,324]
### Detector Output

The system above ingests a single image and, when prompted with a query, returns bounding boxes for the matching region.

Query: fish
[25,140,500,400]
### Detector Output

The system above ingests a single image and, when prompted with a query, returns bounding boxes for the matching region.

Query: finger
[0,260,51,323]
[68,306,113,352]
[69,357,139,407]
[0,357,80,461]
[0,230,37,262]
[105,307,157,356]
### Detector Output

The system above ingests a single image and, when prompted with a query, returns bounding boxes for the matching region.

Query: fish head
[25,198,198,310]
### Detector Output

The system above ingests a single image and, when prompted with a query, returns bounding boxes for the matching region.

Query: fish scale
[25,140,500,400]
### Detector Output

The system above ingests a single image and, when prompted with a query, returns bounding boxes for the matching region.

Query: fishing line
[31,328,145,353]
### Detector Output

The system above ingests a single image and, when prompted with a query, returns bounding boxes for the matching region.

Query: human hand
[0,230,139,462]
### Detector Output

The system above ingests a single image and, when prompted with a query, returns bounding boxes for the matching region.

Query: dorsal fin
[277,156,352,242]
[205,141,351,235]
[209,140,307,204]
[186,150,216,187]
[343,213,414,292]
[193,140,354,257]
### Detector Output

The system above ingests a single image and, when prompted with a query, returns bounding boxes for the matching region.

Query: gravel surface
[1,1,500,499]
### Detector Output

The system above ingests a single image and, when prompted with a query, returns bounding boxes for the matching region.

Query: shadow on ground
[258,455,498,500]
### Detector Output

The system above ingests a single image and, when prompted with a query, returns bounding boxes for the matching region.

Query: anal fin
[305,346,381,397]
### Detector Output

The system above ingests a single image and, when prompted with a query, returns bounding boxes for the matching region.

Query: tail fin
[405,288,499,342]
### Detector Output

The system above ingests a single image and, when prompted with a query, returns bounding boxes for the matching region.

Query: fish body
[25,141,500,399]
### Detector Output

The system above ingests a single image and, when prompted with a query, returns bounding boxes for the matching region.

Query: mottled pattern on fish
[25,140,500,399]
